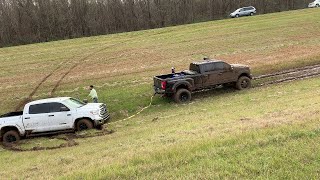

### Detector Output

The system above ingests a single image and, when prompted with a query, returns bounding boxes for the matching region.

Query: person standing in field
[88,85,98,103]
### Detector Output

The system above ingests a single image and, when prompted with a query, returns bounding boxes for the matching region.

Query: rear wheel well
[74,117,94,128]
[175,84,190,91]
[1,126,19,137]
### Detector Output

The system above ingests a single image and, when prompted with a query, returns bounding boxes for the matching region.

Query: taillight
[161,81,167,90]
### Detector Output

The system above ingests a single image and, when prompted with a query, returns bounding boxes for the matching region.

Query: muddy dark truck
[154,60,252,103]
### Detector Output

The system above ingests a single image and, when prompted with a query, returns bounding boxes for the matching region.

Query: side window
[49,103,69,113]
[29,103,50,114]
[203,63,215,72]
[215,62,224,71]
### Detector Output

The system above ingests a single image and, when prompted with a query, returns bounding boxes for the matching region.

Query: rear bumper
[154,87,166,94]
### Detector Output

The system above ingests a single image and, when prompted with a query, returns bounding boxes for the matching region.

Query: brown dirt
[1,129,114,152]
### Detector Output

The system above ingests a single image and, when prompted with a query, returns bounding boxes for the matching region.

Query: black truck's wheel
[76,119,93,131]
[236,76,251,90]
[3,130,20,143]
[174,89,192,103]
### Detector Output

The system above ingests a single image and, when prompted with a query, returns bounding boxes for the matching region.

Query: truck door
[202,62,225,87]
[24,103,51,133]
[214,62,235,83]
[47,102,73,130]
[201,63,215,87]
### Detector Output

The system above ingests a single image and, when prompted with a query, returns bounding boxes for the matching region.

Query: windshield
[63,98,85,108]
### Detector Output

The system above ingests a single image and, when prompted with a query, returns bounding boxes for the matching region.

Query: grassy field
[1,8,320,119]
[0,8,320,179]
[0,77,319,179]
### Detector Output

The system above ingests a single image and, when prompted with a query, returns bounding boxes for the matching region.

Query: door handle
[67,114,71,116]
[60,123,67,125]
[218,73,223,75]
[24,117,30,119]
[48,115,54,117]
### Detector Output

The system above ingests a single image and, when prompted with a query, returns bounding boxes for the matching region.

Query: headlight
[90,110,99,115]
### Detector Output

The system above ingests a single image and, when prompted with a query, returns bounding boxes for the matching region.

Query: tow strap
[107,94,155,125]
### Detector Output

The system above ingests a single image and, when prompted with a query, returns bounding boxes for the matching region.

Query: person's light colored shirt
[89,88,98,99]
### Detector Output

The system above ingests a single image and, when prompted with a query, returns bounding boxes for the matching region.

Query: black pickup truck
[153,59,252,103]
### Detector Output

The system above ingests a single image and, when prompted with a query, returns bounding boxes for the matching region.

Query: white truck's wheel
[3,130,20,143]
[76,119,93,131]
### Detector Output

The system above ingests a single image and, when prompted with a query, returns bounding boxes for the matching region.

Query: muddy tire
[3,130,20,143]
[236,76,251,90]
[76,119,93,131]
[174,89,191,103]
[96,125,103,130]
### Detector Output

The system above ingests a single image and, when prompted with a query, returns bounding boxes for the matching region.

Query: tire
[76,119,93,131]
[3,130,20,143]
[96,125,103,130]
[236,14,239,18]
[250,12,254,16]
[317,4,320,7]
[174,89,192,103]
[236,76,251,90]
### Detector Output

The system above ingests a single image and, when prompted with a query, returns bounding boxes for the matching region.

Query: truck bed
[0,111,23,118]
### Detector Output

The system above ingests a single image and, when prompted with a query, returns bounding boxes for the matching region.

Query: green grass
[0,8,320,179]
[0,77,319,179]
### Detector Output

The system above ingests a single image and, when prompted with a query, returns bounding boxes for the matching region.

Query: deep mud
[2,129,114,152]
[253,64,320,86]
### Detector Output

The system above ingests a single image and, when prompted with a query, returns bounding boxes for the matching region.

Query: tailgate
[153,76,164,88]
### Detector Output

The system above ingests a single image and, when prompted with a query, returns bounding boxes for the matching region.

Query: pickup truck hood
[78,103,103,110]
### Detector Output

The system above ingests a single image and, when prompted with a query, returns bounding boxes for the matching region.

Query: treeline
[0,0,310,47]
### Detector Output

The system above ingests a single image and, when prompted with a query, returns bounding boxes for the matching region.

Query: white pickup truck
[0,97,110,143]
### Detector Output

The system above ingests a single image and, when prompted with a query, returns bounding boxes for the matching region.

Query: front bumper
[94,113,110,125]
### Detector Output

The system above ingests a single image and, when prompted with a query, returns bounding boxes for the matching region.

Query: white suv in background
[230,6,256,18]
[308,0,320,7]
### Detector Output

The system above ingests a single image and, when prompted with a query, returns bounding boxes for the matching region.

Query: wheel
[174,89,191,103]
[76,119,93,131]
[236,76,251,90]
[235,14,239,18]
[96,125,103,130]
[250,12,254,16]
[316,4,320,7]
[3,130,20,143]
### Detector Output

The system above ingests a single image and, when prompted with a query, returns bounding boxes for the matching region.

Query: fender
[171,79,194,93]
[0,124,25,137]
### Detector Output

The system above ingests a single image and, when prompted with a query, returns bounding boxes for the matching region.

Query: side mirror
[60,106,70,112]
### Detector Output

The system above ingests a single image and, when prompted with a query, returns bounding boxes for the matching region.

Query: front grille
[99,104,110,121]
